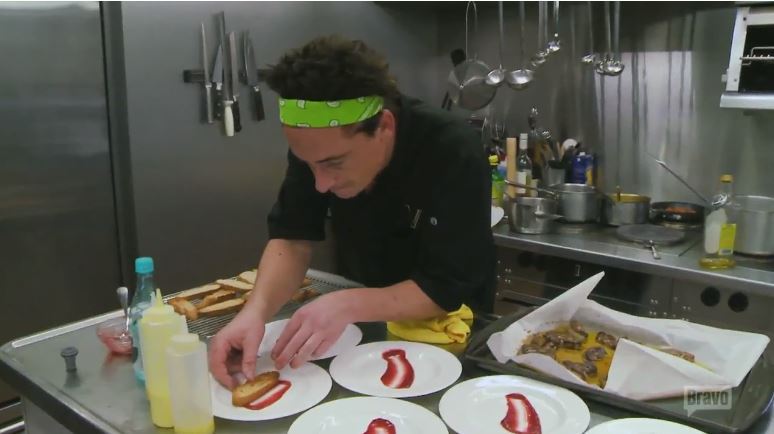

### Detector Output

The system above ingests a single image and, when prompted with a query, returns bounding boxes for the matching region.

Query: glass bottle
[700,175,737,269]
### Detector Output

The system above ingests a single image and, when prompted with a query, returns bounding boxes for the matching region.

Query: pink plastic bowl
[96,317,133,355]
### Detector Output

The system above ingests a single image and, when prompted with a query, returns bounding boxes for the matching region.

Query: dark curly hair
[265,35,400,136]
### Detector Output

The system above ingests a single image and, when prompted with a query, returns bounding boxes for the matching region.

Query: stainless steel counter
[493,223,774,298]
[1,306,774,433]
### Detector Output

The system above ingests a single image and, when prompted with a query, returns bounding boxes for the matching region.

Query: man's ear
[379,109,396,136]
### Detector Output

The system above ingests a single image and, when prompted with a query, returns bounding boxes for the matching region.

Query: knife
[228,31,242,133]
[212,43,232,132]
[243,31,265,121]
[200,22,213,124]
[216,12,234,136]
[212,43,223,120]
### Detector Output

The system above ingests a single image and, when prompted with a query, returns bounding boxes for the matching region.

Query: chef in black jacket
[209,35,495,389]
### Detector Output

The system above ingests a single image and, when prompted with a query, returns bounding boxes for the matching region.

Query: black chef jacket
[267,95,495,312]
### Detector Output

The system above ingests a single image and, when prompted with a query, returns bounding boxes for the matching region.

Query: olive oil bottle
[700,174,737,269]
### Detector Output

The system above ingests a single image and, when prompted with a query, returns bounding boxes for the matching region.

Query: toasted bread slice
[291,287,321,303]
[238,270,257,285]
[198,298,245,317]
[242,290,252,301]
[232,371,280,407]
[198,289,236,308]
[168,297,199,321]
[300,277,313,288]
[175,283,222,300]
[216,279,253,293]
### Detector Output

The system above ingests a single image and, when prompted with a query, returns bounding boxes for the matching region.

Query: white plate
[439,375,590,434]
[288,396,449,434]
[491,206,505,227]
[258,319,363,360]
[585,418,708,434]
[329,341,462,398]
[211,357,331,421]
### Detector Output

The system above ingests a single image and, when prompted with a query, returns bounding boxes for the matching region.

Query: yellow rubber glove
[386,304,474,344]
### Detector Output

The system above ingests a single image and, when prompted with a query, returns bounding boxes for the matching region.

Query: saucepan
[729,195,774,256]
[602,189,651,226]
[507,181,602,223]
[507,196,562,234]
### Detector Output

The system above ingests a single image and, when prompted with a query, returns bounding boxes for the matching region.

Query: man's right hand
[208,307,266,390]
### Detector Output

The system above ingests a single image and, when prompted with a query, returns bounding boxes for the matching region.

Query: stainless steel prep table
[1,292,773,433]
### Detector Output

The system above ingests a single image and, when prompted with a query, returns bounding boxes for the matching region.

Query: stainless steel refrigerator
[0,2,124,429]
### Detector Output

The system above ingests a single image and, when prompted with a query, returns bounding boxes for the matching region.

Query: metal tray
[171,269,361,339]
[465,310,774,434]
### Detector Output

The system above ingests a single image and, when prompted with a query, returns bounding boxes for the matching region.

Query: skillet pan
[650,201,706,225]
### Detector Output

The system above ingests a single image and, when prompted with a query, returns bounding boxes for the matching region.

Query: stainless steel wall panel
[0,0,122,421]
[119,2,443,291]
[437,2,774,202]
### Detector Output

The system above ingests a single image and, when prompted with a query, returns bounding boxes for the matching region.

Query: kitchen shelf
[493,223,774,298]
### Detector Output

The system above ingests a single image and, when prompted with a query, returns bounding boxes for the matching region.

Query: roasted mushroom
[562,360,598,379]
[545,330,585,349]
[596,331,619,349]
[660,348,696,363]
[519,343,557,357]
[529,333,550,347]
[570,320,588,337]
[584,346,607,362]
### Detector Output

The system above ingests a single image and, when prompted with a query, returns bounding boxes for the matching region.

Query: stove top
[553,223,703,257]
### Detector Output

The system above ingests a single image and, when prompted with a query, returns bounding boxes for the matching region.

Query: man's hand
[271,291,354,369]
[208,307,267,389]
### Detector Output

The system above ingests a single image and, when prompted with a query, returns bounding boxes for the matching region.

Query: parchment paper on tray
[486,272,770,400]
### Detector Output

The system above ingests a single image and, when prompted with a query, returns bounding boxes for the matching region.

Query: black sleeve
[267,151,329,241]
[410,147,495,312]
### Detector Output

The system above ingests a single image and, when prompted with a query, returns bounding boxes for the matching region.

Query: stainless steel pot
[550,183,601,223]
[507,197,561,234]
[603,193,651,226]
[731,195,774,255]
[505,181,601,223]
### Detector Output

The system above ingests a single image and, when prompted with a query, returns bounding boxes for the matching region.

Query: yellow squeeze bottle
[139,289,186,428]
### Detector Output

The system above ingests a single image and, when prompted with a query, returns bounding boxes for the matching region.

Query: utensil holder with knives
[194,14,267,134]
[183,68,269,121]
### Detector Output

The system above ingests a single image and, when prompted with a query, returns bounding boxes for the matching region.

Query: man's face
[283,110,396,199]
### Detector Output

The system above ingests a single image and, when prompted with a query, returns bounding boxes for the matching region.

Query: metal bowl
[508,197,561,234]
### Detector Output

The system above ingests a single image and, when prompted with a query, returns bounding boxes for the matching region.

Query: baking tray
[167,269,361,339]
[465,310,774,434]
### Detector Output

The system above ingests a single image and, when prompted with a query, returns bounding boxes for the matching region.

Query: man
[209,35,494,389]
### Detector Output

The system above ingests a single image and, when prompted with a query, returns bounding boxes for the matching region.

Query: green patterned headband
[278,95,384,128]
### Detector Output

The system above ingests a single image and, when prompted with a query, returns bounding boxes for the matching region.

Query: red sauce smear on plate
[245,380,292,410]
[501,393,542,434]
[380,349,414,389]
[363,418,396,434]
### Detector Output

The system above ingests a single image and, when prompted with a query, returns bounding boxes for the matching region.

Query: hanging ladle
[547,1,561,54]
[607,1,625,74]
[596,1,624,76]
[531,2,548,68]
[581,1,596,64]
[486,1,507,86]
[507,1,535,89]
